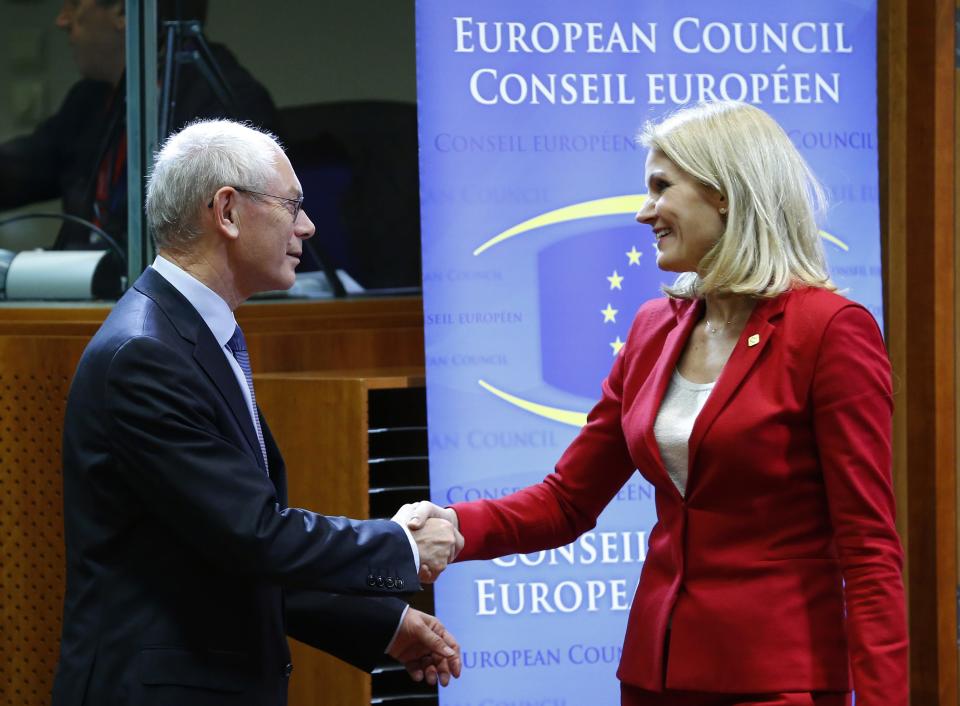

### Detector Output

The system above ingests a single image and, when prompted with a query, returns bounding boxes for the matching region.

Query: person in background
[0,0,276,251]
[405,100,908,706]
[51,119,462,706]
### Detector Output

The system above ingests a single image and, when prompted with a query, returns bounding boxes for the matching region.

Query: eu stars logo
[537,225,663,398]
[604,246,643,355]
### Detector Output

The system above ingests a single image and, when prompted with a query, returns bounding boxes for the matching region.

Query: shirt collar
[151,255,237,348]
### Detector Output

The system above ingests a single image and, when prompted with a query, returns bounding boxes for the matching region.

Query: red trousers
[621,684,851,706]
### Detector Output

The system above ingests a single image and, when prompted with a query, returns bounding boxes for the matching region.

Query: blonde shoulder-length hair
[639,100,835,299]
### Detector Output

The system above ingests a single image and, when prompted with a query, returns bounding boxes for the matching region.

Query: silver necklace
[704,317,734,334]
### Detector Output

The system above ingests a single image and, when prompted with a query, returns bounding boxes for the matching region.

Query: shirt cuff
[384,604,410,654]
[393,519,420,573]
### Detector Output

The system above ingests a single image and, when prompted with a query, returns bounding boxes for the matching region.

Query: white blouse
[653,369,715,496]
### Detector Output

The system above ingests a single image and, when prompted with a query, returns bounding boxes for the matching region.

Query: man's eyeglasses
[207,187,304,222]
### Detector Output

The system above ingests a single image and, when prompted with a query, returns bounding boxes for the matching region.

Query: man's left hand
[387,608,462,686]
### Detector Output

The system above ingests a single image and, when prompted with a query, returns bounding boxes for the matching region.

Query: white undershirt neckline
[653,369,716,496]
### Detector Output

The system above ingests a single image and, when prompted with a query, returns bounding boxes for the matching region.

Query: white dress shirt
[653,369,715,496]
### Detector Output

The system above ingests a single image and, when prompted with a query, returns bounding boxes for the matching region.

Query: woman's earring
[719,207,728,215]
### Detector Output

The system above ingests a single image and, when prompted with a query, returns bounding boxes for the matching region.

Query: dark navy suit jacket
[51,268,418,706]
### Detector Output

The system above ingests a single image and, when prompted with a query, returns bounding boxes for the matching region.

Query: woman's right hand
[403,501,461,532]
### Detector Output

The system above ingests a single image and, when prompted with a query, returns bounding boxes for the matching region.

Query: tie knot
[227,325,247,354]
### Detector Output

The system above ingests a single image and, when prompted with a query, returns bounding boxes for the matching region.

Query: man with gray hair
[52,119,462,706]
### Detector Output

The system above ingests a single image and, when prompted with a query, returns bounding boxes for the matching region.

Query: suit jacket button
[396,578,404,590]
[282,663,293,678]
[376,575,385,587]
[366,574,376,587]
[385,576,395,588]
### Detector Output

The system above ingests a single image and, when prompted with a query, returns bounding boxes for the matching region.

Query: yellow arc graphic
[473,195,646,255]
[478,379,587,428]
[472,194,849,255]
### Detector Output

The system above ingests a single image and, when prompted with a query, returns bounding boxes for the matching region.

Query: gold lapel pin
[747,334,760,347]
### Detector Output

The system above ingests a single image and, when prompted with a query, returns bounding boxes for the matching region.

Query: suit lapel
[193,335,269,473]
[133,268,268,473]
[636,300,703,494]
[687,295,787,480]
[260,415,286,499]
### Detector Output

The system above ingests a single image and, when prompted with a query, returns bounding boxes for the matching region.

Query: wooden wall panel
[0,337,92,706]
[880,0,957,703]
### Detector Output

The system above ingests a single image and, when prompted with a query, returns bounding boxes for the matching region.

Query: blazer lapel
[133,268,268,473]
[686,295,787,480]
[635,300,703,494]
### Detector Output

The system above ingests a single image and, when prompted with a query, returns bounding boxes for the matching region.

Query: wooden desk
[256,368,432,706]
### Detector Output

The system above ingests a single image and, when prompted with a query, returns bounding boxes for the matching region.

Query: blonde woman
[408,101,907,706]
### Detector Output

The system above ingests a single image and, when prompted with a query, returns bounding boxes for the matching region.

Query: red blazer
[454,287,907,705]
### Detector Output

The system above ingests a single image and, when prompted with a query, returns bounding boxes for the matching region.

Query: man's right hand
[392,504,463,583]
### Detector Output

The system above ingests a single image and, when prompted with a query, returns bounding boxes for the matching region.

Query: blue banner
[416,3,880,704]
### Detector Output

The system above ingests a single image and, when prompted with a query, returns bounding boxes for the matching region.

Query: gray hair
[146,119,280,250]
[640,100,835,299]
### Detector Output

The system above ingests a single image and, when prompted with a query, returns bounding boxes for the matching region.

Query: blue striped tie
[226,325,269,473]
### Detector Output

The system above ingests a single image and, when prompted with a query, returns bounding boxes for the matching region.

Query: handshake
[392,500,463,583]
[386,501,463,688]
